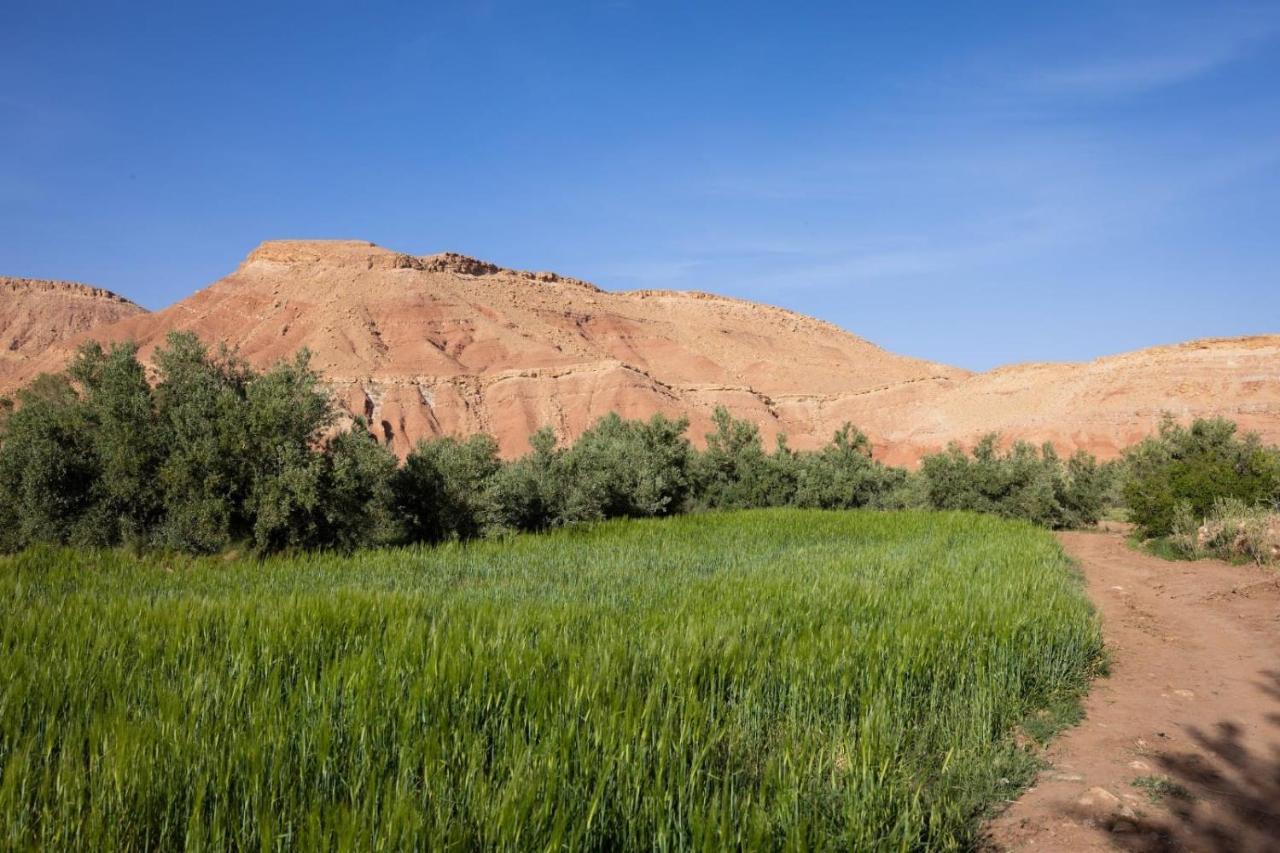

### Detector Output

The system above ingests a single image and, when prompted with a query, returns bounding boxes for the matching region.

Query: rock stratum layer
[3,240,1277,463]
[0,277,146,383]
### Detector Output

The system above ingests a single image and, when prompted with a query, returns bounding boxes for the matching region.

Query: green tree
[152,332,255,552]
[1058,451,1111,528]
[691,407,784,510]
[1123,416,1280,537]
[483,427,568,535]
[393,434,502,543]
[241,350,337,551]
[0,331,417,554]
[315,420,401,550]
[560,413,693,522]
[0,374,97,549]
[68,341,163,546]
[794,423,903,509]
[919,435,1106,529]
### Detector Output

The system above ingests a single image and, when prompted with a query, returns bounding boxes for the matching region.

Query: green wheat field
[0,509,1101,850]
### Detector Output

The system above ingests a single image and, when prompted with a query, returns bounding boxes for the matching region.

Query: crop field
[0,509,1101,850]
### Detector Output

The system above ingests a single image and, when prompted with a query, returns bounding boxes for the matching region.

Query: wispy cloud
[613,126,1280,300]
[1027,13,1280,97]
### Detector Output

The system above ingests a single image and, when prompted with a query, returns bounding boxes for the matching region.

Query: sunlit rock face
[4,240,1277,463]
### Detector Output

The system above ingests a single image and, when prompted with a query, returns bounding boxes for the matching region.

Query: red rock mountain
[1,277,146,387]
[4,240,1277,462]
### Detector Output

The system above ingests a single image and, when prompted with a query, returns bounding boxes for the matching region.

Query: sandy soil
[985,525,1280,852]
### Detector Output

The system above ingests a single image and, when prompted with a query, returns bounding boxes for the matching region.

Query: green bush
[482,427,567,535]
[151,333,256,551]
[919,435,1108,529]
[312,421,402,551]
[28,335,1280,556]
[1122,416,1280,538]
[690,408,799,509]
[393,433,502,543]
[0,332,398,554]
[68,342,165,546]
[1169,496,1279,565]
[792,423,907,510]
[559,412,693,522]
[0,374,99,549]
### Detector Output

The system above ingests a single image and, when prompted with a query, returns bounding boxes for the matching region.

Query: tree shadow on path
[1063,670,1280,852]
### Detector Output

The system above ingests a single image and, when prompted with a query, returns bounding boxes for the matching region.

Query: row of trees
[0,334,921,553]
[4,334,1273,555]
[0,335,397,554]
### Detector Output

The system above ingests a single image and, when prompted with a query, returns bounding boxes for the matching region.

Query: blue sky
[2,1,1277,370]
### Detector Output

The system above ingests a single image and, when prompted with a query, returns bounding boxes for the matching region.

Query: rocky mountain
[867,335,1280,465]
[0,277,147,387]
[4,240,1277,462]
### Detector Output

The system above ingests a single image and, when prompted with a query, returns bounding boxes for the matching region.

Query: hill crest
[2,241,1276,463]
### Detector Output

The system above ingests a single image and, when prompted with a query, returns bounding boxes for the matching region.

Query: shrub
[68,342,164,546]
[482,427,567,535]
[22,331,1280,557]
[240,349,341,551]
[1170,496,1279,565]
[793,423,907,510]
[316,421,401,550]
[559,413,693,523]
[152,333,256,551]
[0,374,98,549]
[0,332,397,554]
[393,434,502,543]
[691,407,795,510]
[1060,450,1114,528]
[919,435,1106,529]
[1123,416,1280,538]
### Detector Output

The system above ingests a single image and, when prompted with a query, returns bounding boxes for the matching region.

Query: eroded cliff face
[4,240,1277,462]
[864,336,1280,465]
[0,278,147,386]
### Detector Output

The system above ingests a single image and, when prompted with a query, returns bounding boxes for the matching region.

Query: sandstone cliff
[0,277,147,386]
[4,241,1277,462]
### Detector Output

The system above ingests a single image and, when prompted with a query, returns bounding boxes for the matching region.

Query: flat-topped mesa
[7,236,1276,466]
[241,240,418,271]
[241,240,601,290]
[0,276,142,308]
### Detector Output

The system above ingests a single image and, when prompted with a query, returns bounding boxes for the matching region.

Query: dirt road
[985,527,1280,852]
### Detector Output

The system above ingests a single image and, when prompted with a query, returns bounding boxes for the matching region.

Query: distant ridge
[3,240,1277,463]
[1,277,147,384]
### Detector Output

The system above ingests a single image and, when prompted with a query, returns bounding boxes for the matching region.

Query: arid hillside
[0,277,146,387]
[867,335,1280,465]
[4,240,1277,461]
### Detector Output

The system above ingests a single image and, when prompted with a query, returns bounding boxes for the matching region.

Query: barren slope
[5,240,964,456]
[0,278,146,387]
[4,240,1277,461]
[868,336,1280,465]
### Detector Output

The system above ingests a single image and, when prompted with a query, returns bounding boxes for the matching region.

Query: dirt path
[985,526,1280,852]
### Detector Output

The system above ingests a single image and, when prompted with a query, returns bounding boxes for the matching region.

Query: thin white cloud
[624,129,1280,298]
[1028,14,1279,97]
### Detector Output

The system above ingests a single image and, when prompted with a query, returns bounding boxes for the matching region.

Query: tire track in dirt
[985,526,1280,852]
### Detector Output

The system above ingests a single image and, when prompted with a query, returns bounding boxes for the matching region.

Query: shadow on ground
[1061,671,1280,852]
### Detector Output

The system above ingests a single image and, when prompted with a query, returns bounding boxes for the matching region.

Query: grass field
[0,509,1101,850]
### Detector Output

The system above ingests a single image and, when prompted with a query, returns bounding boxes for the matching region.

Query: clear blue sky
[3,1,1277,370]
